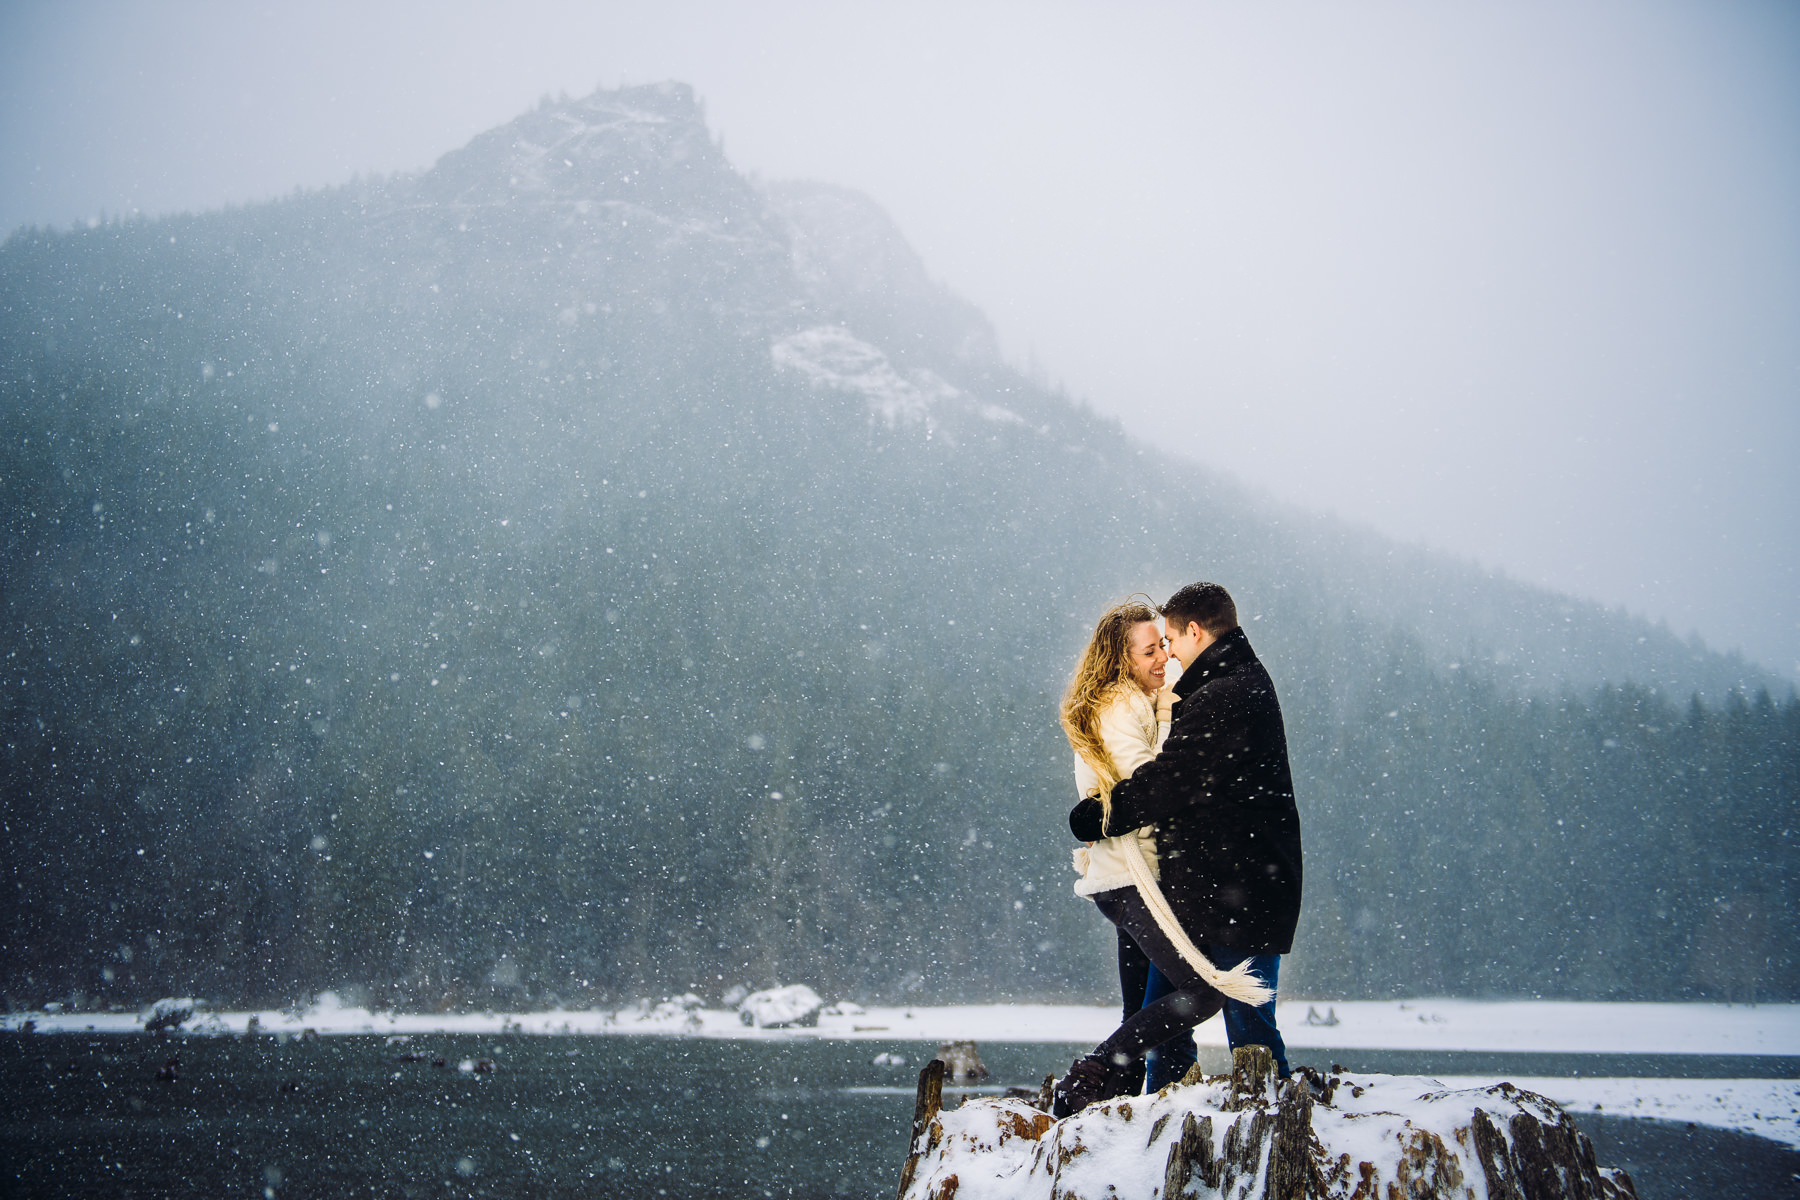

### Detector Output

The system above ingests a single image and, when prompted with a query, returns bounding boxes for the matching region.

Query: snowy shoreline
[5,996,1796,1056]
[6,997,1797,1148]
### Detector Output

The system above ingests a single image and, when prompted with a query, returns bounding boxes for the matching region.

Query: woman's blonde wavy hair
[1060,596,1160,818]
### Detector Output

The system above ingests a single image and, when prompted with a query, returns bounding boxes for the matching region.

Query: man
[1055,582,1302,1115]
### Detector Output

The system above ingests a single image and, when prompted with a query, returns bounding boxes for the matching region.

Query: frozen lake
[5,1028,1797,1199]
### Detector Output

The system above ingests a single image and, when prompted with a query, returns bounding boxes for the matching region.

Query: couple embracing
[1051,582,1303,1118]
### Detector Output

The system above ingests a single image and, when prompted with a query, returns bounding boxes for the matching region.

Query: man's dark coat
[1070,626,1303,954]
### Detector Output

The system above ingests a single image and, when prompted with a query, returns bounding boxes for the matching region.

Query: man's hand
[1069,794,1106,842]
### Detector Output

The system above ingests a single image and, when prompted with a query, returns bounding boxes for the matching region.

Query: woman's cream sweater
[1070,685,1170,896]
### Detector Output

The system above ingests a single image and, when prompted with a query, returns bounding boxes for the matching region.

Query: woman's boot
[1050,1053,1134,1118]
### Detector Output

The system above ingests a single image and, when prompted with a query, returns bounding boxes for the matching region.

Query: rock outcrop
[737,984,824,1029]
[897,1048,1637,1200]
[936,1040,991,1082]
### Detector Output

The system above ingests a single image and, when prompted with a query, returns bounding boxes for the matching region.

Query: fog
[3,0,1796,677]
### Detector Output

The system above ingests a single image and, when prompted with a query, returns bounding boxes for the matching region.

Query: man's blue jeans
[1207,946,1288,1077]
[1144,950,1287,1084]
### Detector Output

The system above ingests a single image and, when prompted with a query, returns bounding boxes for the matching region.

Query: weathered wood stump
[1173,1048,1319,1198]
[897,1061,1640,1200]
[1219,1104,1274,1196]
[1472,1106,1527,1200]
[1163,1111,1220,1198]
[1227,1044,1277,1110]
[1474,1100,1638,1200]
[895,1057,944,1200]
[1270,1075,1321,1200]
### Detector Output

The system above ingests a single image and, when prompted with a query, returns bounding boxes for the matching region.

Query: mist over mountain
[1,83,1792,1010]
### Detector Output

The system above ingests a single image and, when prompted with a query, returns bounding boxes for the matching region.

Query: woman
[1055,600,1269,1117]
[1060,600,1184,1095]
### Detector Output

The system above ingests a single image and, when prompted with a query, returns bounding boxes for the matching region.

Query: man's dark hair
[1161,582,1238,637]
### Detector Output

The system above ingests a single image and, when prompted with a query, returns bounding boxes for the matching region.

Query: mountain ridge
[0,82,1791,1009]
[2,80,1780,696]
[419,81,1779,696]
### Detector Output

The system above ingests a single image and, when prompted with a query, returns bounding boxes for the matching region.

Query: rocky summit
[897,1054,1638,1200]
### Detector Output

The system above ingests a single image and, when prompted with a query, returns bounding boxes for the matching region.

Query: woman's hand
[1069,795,1106,842]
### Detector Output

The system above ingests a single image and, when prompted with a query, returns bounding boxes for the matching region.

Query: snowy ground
[10,996,1796,1054]
[7,998,1796,1147]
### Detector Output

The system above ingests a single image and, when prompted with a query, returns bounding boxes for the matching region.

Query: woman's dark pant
[1116,924,1152,1024]
[1142,963,1199,1088]
[1117,929,1198,1089]
[1091,888,1226,1066]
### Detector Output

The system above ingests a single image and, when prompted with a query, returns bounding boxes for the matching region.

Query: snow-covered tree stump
[1228,1045,1277,1110]
[896,1059,1638,1200]
[897,1057,947,1200]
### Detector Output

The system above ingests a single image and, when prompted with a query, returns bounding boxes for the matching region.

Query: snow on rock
[772,326,951,427]
[426,82,753,221]
[291,991,385,1032]
[644,994,705,1031]
[140,997,201,1033]
[1439,1075,1800,1153]
[771,326,1025,436]
[738,984,824,1029]
[766,181,1004,367]
[899,1068,1640,1200]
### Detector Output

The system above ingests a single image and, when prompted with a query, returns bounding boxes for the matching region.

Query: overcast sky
[4,0,1796,678]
